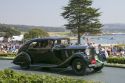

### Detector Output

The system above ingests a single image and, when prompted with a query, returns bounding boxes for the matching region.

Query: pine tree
[62,0,102,44]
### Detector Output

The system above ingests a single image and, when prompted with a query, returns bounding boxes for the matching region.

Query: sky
[0,0,125,27]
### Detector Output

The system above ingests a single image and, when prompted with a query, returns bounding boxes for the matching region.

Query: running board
[30,64,58,68]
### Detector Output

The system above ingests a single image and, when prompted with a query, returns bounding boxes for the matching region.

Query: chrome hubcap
[76,62,82,69]
[76,65,81,69]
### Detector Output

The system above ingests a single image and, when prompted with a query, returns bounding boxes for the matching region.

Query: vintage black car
[13,37,104,75]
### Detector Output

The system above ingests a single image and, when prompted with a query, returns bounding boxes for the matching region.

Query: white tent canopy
[0,35,24,41]
[0,37,4,41]
[12,35,24,41]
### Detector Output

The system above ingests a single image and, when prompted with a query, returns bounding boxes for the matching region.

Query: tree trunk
[77,27,81,44]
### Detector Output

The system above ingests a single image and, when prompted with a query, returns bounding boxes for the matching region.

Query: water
[81,34,125,45]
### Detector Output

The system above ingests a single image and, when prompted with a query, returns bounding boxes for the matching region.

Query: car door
[27,40,49,64]
[42,40,62,64]
[52,40,69,63]
[27,40,60,64]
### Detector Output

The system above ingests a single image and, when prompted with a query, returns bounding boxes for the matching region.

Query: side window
[41,41,48,48]
[29,40,54,49]
[62,40,68,45]
[29,41,46,48]
[54,40,61,45]
[28,42,38,48]
[54,39,69,46]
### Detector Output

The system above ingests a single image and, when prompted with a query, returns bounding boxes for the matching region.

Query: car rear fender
[57,52,88,67]
[13,52,31,65]
[70,52,89,65]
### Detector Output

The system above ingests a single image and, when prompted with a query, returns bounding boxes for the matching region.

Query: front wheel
[71,58,87,75]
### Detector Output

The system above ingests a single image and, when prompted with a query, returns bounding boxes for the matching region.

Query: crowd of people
[0,42,22,53]
[87,42,125,61]
[81,37,125,62]
[98,44,125,57]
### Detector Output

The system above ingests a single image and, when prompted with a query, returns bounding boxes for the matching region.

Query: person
[46,40,53,48]
[104,47,109,59]
[57,40,61,45]
[99,47,107,61]
[107,47,111,56]
[111,46,117,56]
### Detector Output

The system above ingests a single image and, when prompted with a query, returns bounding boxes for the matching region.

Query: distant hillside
[15,25,66,32]
[0,24,66,32]
[12,24,125,33]
[0,23,125,33]
[102,24,125,33]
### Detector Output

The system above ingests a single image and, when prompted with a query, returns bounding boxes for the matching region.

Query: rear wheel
[71,58,87,75]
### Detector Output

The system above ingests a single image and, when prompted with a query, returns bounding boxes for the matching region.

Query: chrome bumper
[88,63,104,68]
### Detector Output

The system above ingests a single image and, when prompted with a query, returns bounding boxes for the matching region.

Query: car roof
[31,37,70,41]
[66,45,88,49]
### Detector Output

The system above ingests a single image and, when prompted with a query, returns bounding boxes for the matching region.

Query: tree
[0,24,21,42]
[24,28,49,40]
[62,0,102,44]
[4,28,21,38]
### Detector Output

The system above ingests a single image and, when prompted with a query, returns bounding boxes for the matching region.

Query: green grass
[0,69,99,83]
[105,63,125,68]
[0,57,14,60]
